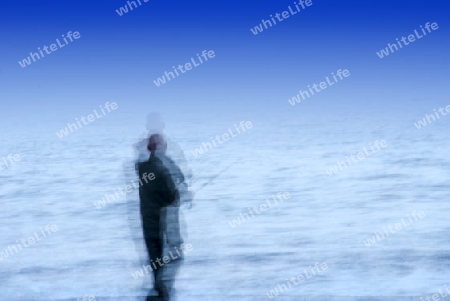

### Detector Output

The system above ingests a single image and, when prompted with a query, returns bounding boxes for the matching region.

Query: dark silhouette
[124,112,193,299]
[135,112,193,188]
[136,134,190,301]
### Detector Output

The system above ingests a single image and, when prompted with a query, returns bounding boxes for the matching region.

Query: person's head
[146,112,164,133]
[147,134,167,154]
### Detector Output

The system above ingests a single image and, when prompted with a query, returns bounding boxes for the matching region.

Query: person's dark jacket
[137,154,180,237]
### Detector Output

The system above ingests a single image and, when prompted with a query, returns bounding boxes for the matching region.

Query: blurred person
[125,112,193,297]
[137,134,192,301]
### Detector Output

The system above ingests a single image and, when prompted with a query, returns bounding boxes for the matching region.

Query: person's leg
[144,235,164,298]
[162,207,184,299]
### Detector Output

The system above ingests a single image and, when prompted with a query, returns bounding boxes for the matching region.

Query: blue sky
[1,0,449,123]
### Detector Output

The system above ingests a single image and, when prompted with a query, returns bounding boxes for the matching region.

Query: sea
[1,100,449,301]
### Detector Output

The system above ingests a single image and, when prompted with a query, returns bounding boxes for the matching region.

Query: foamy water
[1,107,449,300]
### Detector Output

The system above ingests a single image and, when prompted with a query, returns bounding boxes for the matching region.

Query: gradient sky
[1,0,449,125]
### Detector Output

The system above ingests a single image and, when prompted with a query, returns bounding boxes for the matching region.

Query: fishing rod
[181,157,243,209]
[193,158,240,193]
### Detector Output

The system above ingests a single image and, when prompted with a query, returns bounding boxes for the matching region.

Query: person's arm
[158,163,180,207]
[165,159,194,207]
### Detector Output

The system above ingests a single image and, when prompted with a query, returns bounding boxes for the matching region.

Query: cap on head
[148,134,167,154]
